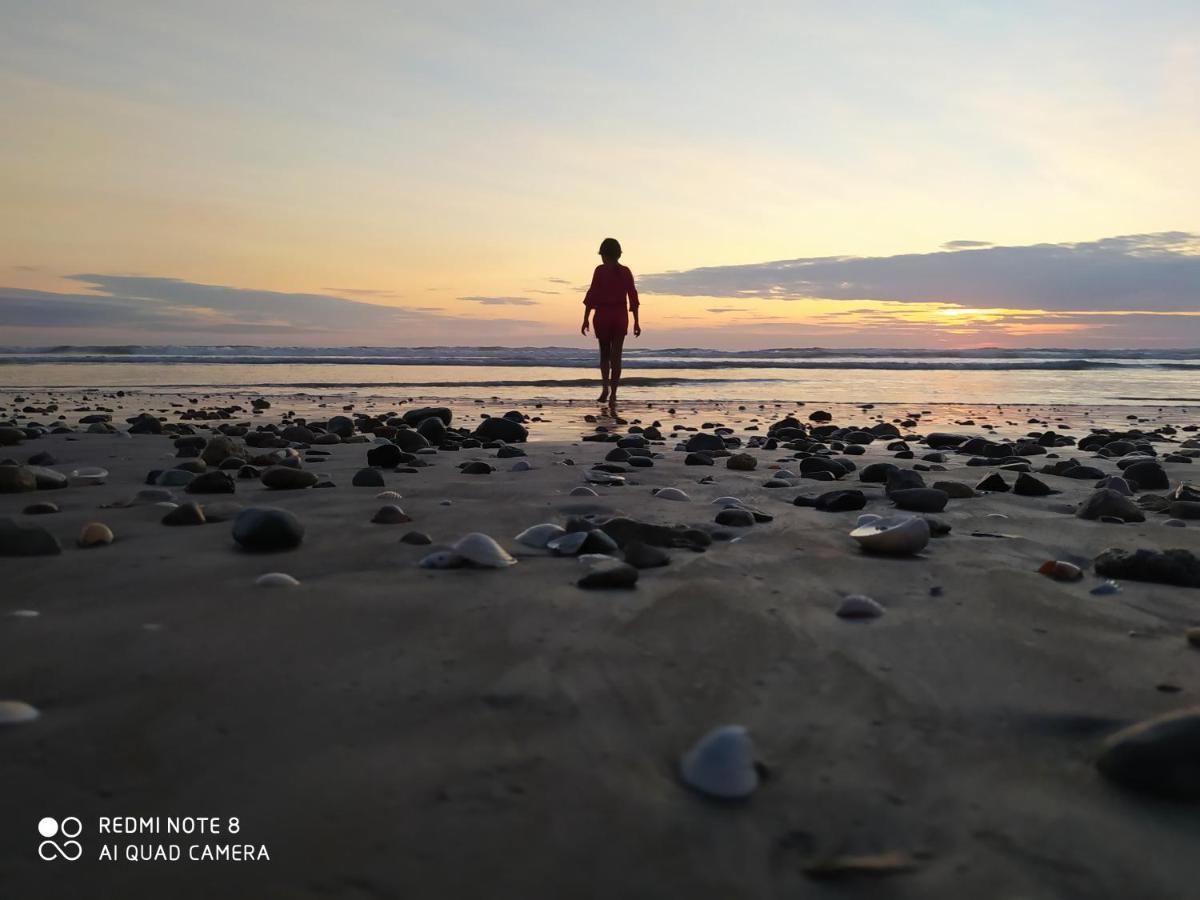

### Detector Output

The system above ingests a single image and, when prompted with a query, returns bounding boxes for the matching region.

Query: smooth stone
[684,452,714,466]
[261,466,318,490]
[326,415,354,438]
[1013,472,1056,496]
[715,508,755,527]
[1094,547,1200,588]
[0,518,62,556]
[185,471,236,494]
[577,561,639,589]
[162,502,206,526]
[726,453,757,471]
[155,468,195,487]
[850,515,930,555]
[623,540,670,568]
[1124,460,1169,491]
[836,594,884,619]
[1095,475,1134,496]
[885,469,925,494]
[679,725,758,799]
[200,435,247,466]
[25,466,68,490]
[597,516,711,551]
[255,572,300,588]
[474,417,529,443]
[1090,580,1122,595]
[655,487,691,502]
[419,550,466,569]
[372,504,411,524]
[1077,489,1146,523]
[0,466,37,493]
[366,444,404,468]
[807,489,867,513]
[890,487,948,513]
[0,700,40,726]
[78,522,114,547]
[1164,519,1187,528]
[400,531,432,545]
[352,468,386,487]
[510,460,533,472]
[461,461,494,475]
[685,433,726,453]
[974,473,1010,493]
[932,481,975,499]
[859,462,899,483]
[21,502,59,515]
[1168,501,1200,520]
[232,507,304,551]
[1097,707,1200,800]
[70,466,109,485]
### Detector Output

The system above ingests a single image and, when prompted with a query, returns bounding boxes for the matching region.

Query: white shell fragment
[70,466,109,485]
[679,725,759,799]
[836,594,885,619]
[514,523,566,549]
[255,572,301,588]
[0,700,40,726]
[850,515,930,555]
[375,490,403,500]
[547,531,589,556]
[452,533,517,568]
[655,487,691,502]
[569,486,599,497]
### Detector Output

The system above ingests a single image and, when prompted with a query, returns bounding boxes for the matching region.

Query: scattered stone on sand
[515,523,566,549]
[0,466,37,493]
[850,514,930,555]
[1039,559,1083,581]
[200,435,247,466]
[367,444,404,468]
[1124,460,1169,491]
[419,550,466,569]
[596,516,712,551]
[261,466,318,490]
[836,594,884,619]
[255,572,300,588]
[1097,707,1200,800]
[715,507,756,527]
[372,504,412,524]
[654,487,690,502]
[21,501,59,515]
[932,480,975,499]
[162,502,206,526]
[800,489,866,513]
[623,540,670,568]
[400,530,432,545]
[232,507,305,551]
[1094,547,1200,588]
[0,518,62,556]
[1013,472,1056,496]
[352,468,387,487]
[679,725,759,799]
[185,471,236,495]
[25,466,68,490]
[578,560,639,589]
[452,532,517,567]
[461,461,494,475]
[0,700,40,726]
[685,452,714,466]
[726,453,757,471]
[1169,501,1200,520]
[155,468,195,487]
[1076,489,1145,523]
[889,487,948,513]
[975,473,1010,493]
[77,522,114,548]
[474,416,529,443]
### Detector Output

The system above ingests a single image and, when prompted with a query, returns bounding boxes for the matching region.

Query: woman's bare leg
[608,334,625,410]
[597,340,611,403]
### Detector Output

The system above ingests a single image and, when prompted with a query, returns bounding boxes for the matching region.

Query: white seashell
[679,725,759,799]
[0,700,40,726]
[655,487,690,502]
[452,533,517,568]
[547,531,589,556]
[850,515,930,555]
[375,490,403,500]
[515,523,566,549]
[511,460,533,472]
[836,594,884,619]
[855,513,882,528]
[569,486,599,497]
[8,609,39,618]
[256,572,301,588]
[419,550,467,569]
[70,466,108,485]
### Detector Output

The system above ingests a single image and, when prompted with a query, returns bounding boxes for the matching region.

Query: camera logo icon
[38,817,83,861]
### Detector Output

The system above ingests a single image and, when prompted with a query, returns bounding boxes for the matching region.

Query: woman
[580,237,641,411]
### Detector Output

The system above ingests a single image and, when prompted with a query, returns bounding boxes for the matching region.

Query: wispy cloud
[941,240,993,249]
[459,295,540,306]
[640,232,1200,312]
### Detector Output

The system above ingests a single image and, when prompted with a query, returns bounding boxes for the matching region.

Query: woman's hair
[598,237,622,259]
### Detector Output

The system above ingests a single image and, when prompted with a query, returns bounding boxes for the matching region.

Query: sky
[2,1,1198,349]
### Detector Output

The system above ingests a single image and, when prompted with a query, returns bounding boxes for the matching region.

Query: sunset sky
[2,2,1198,348]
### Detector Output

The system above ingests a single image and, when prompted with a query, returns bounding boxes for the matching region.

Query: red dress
[583,264,639,341]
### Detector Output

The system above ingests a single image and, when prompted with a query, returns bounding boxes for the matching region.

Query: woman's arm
[581,307,591,335]
[627,268,641,337]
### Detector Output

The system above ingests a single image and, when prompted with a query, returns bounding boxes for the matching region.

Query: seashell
[836,594,884,619]
[255,572,300,588]
[419,550,467,569]
[0,700,40,726]
[855,513,882,528]
[375,490,403,500]
[655,487,690,501]
[569,486,598,497]
[1090,579,1122,595]
[1039,560,1083,581]
[8,609,39,618]
[452,533,517,568]
[547,531,589,556]
[850,515,930,555]
[585,471,625,486]
[70,466,108,485]
[515,523,566,549]
[679,725,759,799]
[712,496,745,508]
[511,460,533,472]
[78,522,114,548]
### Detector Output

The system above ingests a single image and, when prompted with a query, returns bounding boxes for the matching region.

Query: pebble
[715,508,756,527]
[261,466,318,490]
[452,533,517,567]
[21,502,59,515]
[162,502,206,526]
[0,518,62,556]
[372,504,412,524]
[461,461,494,475]
[623,540,670,568]
[1076,489,1145,523]
[932,480,975,499]
[70,466,108,485]
[352,467,387,487]
[578,561,639,589]
[1039,560,1083,581]
[185,471,236,494]
[400,530,432,545]
[836,594,885,619]
[975,473,1010,493]
[1094,547,1200,588]
[679,725,759,799]
[0,700,40,726]
[78,522,114,548]
[1013,472,1056,496]
[232,507,305,551]
[1097,707,1200,800]
[889,487,949,513]
[0,466,37,493]
[726,453,757,471]
[255,572,300,588]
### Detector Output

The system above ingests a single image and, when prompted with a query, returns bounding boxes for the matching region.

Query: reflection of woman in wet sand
[580,237,641,413]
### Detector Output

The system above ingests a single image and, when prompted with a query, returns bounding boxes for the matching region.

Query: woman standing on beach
[580,237,640,411]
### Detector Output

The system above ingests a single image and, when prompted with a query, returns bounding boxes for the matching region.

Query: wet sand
[2,390,1200,899]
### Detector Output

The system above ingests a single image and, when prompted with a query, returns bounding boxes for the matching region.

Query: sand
[2,392,1200,899]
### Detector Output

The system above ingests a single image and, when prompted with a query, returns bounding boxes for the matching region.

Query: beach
[2,389,1200,898]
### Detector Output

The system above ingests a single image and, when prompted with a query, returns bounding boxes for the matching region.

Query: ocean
[2,346,1199,407]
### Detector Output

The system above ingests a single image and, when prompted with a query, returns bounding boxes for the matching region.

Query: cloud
[705,307,742,313]
[941,240,993,249]
[459,295,540,306]
[639,232,1200,312]
[546,277,571,284]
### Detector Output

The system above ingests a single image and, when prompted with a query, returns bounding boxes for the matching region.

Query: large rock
[366,443,403,468]
[392,429,431,452]
[1076,489,1145,523]
[261,466,318,490]
[0,466,37,493]
[232,507,304,551]
[1094,547,1200,587]
[201,435,247,466]
[1124,460,1169,491]
[0,517,62,555]
[402,406,452,427]
[185,471,237,494]
[475,417,529,443]
[890,487,948,513]
[326,415,354,438]
[685,433,725,454]
[1098,707,1200,800]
